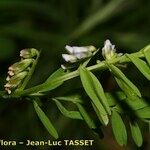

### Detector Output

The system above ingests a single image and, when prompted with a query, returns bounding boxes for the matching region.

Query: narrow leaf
[40,68,67,92]
[126,96,148,110]
[79,66,111,115]
[111,110,127,146]
[107,64,141,97]
[33,100,58,139]
[76,103,96,129]
[135,107,150,119]
[46,68,66,82]
[130,121,143,147]
[115,77,139,98]
[53,99,83,120]
[127,54,150,80]
[54,94,83,104]
[92,102,109,126]
[143,45,150,66]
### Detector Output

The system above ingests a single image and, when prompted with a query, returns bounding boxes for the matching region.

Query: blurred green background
[0,0,150,149]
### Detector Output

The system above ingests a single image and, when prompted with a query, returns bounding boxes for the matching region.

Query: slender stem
[11,50,144,98]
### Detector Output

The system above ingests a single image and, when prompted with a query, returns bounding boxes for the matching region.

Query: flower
[8,59,33,77]
[5,49,39,94]
[62,54,77,63]
[20,48,38,58]
[102,40,116,60]
[4,71,28,94]
[62,45,96,63]
[102,39,123,60]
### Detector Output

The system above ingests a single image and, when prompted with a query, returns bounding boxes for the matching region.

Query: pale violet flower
[65,45,92,54]
[61,45,96,69]
[63,45,96,60]
[102,39,123,60]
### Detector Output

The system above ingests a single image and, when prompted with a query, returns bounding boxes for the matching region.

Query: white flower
[64,45,96,60]
[65,45,89,54]
[5,88,11,94]
[62,54,77,63]
[62,45,96,69]
[102,39,116,60]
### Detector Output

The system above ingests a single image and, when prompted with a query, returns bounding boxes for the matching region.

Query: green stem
[11,50,144,98]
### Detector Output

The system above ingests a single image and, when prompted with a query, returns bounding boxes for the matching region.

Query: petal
[74,52,88,59]
[65,45,74,54]
[72,47,89,53]
[62,54,77,63]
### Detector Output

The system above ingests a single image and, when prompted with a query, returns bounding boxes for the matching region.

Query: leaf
[143,45,150,66]
[130,121,143,147]
[79,66,111,115]
[53,99,83,120]
[105,91,126,106]
[92,102,109,126]
[135,107,150,119]
[111,110,127,146]
[76,103,96,129]
[54,94,83,104]
[40,68,67,92]
[115,78,139,98]
[46,68,66,82]
[107,64,141,97]
[33,100,58,139]
[126,97,148,110]
[127,54,150,80]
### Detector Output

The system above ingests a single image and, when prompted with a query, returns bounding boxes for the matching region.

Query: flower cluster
[102,39,123,60]
[61,45,96,69]
[4,48,39,94]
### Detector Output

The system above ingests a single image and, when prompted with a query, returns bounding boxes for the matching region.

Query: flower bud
[4,71,28,94]
[8,70,15,76]
[6,76,10,81]
[8,59,33,75]
[20,48,39,58]
[102,39,117,60]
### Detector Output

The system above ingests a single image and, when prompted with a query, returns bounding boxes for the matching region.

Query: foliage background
[0,0,150,149]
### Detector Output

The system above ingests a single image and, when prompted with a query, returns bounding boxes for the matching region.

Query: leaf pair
[79,65,111,125]
[53,99,83,120]
[111,110,143,147]
[106,63,141,97]
[53,97,96,129]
